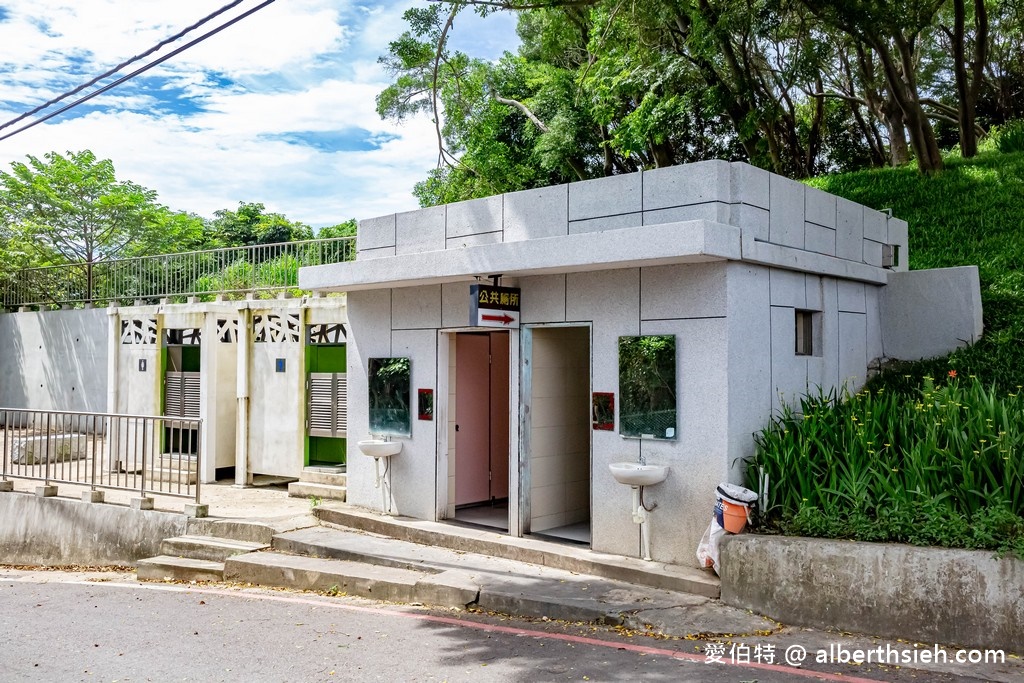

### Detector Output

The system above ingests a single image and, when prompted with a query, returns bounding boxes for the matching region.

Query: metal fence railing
[1,408,202,503]
[2,236,355,308]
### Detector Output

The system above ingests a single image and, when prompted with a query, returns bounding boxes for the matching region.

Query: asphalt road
[0,570,1003,683]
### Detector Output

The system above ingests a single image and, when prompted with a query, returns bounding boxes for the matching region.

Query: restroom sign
[470,284,521,328]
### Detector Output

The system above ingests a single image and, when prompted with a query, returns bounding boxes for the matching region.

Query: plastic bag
[696,518,727,575]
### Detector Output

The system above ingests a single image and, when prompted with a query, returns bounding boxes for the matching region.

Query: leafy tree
[317,219,357,238]
[0,150,205,297]
[208,201,314,247]
[381,0,1024,187]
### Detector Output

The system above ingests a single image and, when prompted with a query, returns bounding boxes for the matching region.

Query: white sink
[609,461,669,487]
[357,439,402,458]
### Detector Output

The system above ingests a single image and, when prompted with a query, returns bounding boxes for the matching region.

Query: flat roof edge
[300,220,740,292]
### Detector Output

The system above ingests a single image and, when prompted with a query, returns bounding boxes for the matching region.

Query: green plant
[996,119,1024,154]
[309,495,322,510]
[809,151,1024,393]
[746,375,1024,557]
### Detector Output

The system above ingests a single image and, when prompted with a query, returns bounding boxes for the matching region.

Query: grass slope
[808,150,1024,391]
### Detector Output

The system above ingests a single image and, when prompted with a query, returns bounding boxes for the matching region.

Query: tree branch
[493,95,549,132]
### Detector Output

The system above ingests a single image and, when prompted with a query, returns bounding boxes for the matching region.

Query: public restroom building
[299,160,982,567]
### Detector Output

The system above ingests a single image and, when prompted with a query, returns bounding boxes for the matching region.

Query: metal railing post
[195,418,202,504]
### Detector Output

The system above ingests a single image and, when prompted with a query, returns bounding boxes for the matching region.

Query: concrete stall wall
[0,308,108,412]
[528,326,590,533]
[111,310,164,419]
[247,307,306,478]
[720,534,1024,654]
[345,288,439,522]
[201,312,238,480]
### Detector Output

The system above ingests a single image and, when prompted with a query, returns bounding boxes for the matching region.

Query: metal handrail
[1,407,203,503]
[2,236,355,308]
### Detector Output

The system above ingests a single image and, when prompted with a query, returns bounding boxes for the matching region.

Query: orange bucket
[719,499,749,533]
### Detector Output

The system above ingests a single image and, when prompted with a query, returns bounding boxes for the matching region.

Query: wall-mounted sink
[357,439,402,458]
[609,461,669,487]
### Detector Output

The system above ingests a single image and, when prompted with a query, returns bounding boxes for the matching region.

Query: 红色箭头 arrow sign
[470,284,521,329]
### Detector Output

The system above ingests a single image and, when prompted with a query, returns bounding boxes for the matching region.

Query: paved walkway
[5,475,1022,681]
[4,474,312,519]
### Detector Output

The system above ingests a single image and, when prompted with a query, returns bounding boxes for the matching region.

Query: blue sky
[0,1,520,227]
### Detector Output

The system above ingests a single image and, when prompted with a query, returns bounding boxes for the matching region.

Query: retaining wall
[0,492,185,566]
[720,534,1023,653]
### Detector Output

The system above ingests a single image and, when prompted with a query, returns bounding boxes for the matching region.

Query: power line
[0,0,279,143]
[0,0,248,134]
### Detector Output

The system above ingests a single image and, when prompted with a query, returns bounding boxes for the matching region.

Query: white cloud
[0,0,521,228]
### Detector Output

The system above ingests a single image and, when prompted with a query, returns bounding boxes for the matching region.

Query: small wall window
[795,309,820,356]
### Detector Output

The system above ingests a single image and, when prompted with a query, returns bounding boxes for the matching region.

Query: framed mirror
[418,388,434,421]
[618,335,677,439]
[592,392,614,431]
[368,357,411,436]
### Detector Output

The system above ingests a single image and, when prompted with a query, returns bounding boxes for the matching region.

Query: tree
[0,150,205,297]
[208,201,314,248]
[317,219,357,238]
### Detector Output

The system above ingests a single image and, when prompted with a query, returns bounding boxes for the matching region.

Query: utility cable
[0,0,248,133]
[0,0,278,143]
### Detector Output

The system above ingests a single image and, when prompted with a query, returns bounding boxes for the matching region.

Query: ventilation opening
[795,309,821,357]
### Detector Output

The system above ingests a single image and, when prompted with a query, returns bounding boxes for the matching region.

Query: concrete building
[0,297,349,485]
[298,160,983,567]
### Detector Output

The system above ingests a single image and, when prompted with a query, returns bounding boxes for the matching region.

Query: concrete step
[160,535,269,562]
[316,506,720,599]
[186,516,319,545]
[288,481,347,501]
[269,526,747,628]
[146,468,198,485]
[223,551,478,608]
[158,455,198,472]
[137,555,224,583]
[298,467,347,486]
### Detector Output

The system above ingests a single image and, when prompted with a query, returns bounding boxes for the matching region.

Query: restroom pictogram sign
[470,284,521,329]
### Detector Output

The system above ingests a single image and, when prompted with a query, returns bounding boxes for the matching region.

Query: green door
[306,345,347,466]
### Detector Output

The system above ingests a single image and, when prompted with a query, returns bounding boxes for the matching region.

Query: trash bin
[714,483,758,534]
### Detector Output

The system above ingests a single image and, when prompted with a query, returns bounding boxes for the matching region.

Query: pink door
[456,334,491,505]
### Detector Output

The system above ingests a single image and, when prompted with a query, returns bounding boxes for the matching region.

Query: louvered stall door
[164,372,201,419]
[308,372,347,438]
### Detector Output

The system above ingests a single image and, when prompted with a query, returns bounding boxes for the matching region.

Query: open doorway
[451,331,510,531]
[525,325,591,546]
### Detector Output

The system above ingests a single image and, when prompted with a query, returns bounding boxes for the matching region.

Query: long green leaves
[748,375,1024,555]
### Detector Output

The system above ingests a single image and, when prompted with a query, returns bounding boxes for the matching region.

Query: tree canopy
[378,0,1024,205]
[0,150,206,268]
[0,150,356,285]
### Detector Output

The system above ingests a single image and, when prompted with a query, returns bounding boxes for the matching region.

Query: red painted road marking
[480,313,514,325]
[81,581,883,682]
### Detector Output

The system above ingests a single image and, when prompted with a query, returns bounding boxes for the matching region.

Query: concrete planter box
[720,534,1023,654]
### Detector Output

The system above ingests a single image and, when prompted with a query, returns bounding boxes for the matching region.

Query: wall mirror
[618,335,677,439]
[592,392,614,431]
[418,388,434,421]
[368,357,411,436]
